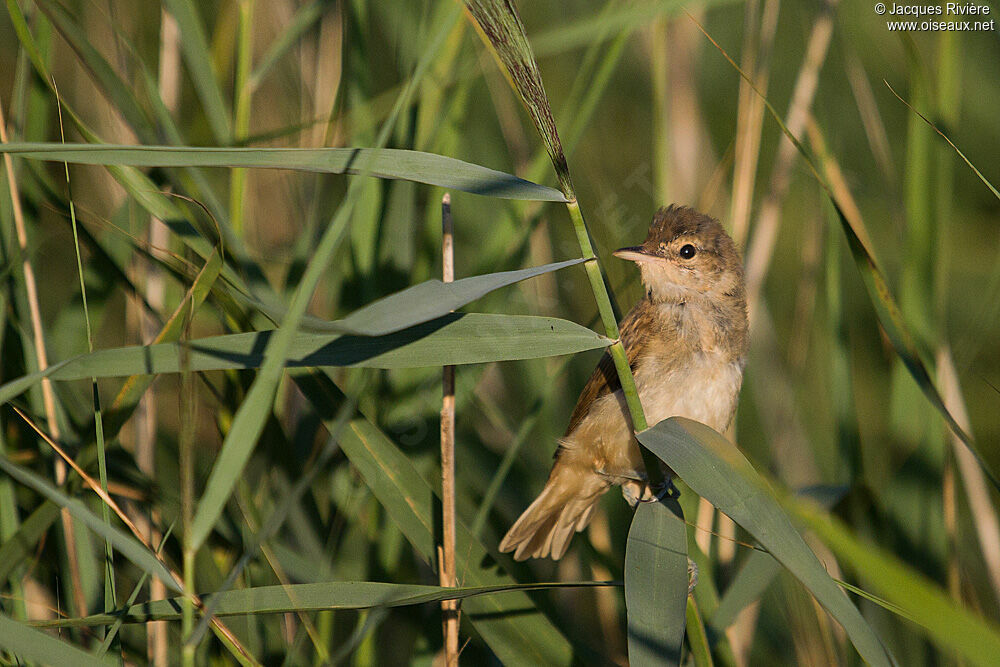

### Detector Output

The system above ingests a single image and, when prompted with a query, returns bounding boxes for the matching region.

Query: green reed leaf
[637,418,893,667]
[0,143,568,201]
[626,498,689,666]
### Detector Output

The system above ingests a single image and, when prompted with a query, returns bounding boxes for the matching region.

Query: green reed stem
[564,198,664,487]
[230,0,254,237]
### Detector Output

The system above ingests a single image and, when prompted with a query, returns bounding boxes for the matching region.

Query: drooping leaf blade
[625,498,689,666]
[292,371,580,665]
[0,313,609,405]
[0,613,113,666]
[36,580,616,627]
[0,457,181,593]
[0,143,568,201]
[309,258,586,335]
[636,418,893,667]
[792,498,1000,667]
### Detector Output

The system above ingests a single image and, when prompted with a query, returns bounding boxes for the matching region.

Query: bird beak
[613,246,657,263]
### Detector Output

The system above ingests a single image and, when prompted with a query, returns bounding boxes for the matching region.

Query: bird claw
[622,478,679,507]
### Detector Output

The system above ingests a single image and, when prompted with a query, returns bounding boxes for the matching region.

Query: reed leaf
[0,314,609,406]
[625,498,689,666]
[793,497,1000,667]
[0,457,180,593]
[293,372,579,665]
[636,418,893,666]
[0,613,113,666]
[0,143,567,201]
[37,580,616,627]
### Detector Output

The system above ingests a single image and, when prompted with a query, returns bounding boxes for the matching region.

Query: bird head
[613,205,745,305]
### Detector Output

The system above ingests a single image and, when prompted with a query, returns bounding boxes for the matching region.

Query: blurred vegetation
[0,0,998,664]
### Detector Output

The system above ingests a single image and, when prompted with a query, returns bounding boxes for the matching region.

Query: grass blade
[793,497,1000,667]
[625,498,688,666]
[0,456,180,593]
[0,501,60,582]
[636,418,893,666]
[886,82,1000,202]
[39,580,616,627]
[307,258,586,335]
[293,371,578,665]
[0,313,609,405]
[0,143,568,201]
[0,613,113,666]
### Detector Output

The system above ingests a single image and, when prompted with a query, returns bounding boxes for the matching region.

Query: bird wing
[563,302,653,436]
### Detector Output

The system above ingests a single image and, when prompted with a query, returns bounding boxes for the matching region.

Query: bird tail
[499,462,610,561]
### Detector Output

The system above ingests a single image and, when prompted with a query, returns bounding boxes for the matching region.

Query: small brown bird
[499,205,749,561]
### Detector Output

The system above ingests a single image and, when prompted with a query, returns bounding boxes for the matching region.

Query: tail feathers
[499,466,609,561]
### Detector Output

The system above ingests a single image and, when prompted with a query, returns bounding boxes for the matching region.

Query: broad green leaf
[37,580,614,627]
[0,457,181,593]
[307,258,586,335]
[293,372,579,665]
[0,314,609,405]
[0,143,568,202]
[626,498,688,666]
[792,499,1000,667]
[709,487,846,633]
[636,418,893,667]
[0,613,112,666]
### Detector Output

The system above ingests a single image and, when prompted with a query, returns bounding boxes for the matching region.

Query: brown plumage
[499,205,749,561]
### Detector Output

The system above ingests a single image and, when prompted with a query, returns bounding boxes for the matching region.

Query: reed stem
[440,193,460,664]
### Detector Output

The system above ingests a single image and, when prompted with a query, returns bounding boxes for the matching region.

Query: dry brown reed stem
[143,10,181,663]
[937,347,1000,609]
[743,0,837,313]
[13,406,259,665]
[0,94,88,619]
[439,193,460,664]
[652,14,709,205]
[730,0,780,247]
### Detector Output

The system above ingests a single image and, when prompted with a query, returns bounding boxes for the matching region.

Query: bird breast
[633,351,744,433]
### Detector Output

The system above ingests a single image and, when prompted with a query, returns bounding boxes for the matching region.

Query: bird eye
[658,242,667,254]
[679,244,697,259]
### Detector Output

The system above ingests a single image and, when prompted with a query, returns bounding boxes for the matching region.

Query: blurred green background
[0,0,998,664]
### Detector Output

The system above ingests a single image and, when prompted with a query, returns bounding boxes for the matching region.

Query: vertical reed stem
[564,199,663,487]
[230,0,254,237]
[0,93,88,619]
[440,193,459,664]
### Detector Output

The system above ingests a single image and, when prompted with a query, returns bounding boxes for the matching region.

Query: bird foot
[622,479,679,507]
